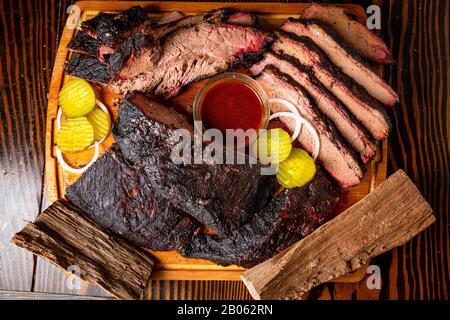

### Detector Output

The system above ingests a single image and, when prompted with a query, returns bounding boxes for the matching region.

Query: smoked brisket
[65,145,197,251]
[280,18,399,106]
[250,51,376,163]
[112,92,278,236]
[256,66,364,188]
[272,31,391,140]
[183,168,342,267]
[300,3,394,64]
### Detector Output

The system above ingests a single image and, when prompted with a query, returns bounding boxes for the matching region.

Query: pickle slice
[87,107,111,141]
[277,148,316,188]
[58,79,96,118]
[55,117,94,154]
[254,128,292,164]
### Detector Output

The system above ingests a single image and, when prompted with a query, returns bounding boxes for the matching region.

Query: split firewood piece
[241,170,435,300]
[11,199,154,300]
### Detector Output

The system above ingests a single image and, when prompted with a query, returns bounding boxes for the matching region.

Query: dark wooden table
[0,0,448,300]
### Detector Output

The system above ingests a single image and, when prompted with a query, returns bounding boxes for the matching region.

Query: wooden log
[241,170,435,300]
[11,200,154,300]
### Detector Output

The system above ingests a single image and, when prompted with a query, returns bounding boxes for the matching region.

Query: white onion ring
[269,111,320,160]
[55,99,109,174]
[268,98,301,141]
[56,142,100,174]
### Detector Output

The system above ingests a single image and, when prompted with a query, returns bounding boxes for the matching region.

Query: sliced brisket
[65,145,197,251]
[65,53,113,83]
[66,8,266,93]
[112,92,278,236]
[280,18,399,106]
[81,6,151,46]
[272,31,391,140]
[183,167,342,267]
[256,66,364,188]
[250,52,376,163]
[300,3,394,64]
[111,23,272,97]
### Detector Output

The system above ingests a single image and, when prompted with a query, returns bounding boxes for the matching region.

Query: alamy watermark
[367,5,381,30]
[170,121,278,175]
[366,264,382,289]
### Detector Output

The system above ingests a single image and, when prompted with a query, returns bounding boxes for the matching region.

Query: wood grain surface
[0,0,448,300]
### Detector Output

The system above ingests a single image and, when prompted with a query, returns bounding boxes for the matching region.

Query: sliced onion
[55,99,109,174]
[56,142,100,174]
[269,111,320,160]
[268,98,301,142]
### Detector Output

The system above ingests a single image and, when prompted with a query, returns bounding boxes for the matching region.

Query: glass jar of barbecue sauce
[193,73,269,147]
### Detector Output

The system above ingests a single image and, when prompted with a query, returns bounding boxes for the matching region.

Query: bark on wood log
[11,200,154,300]
[241,170,435,300]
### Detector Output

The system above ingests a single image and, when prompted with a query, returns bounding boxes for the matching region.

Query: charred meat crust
[67,31,102,58]
[183,168,342,267]
[81,6,150,46]
[65,145,197,251]
[65,53,113,83]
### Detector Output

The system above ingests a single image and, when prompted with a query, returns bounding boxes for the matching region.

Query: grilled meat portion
[65,53,112,83]
[251,52,376,163]
[256,67,364,188]
[66,7,267,96]
[81,6,150,46]
[300,3,394,64]
[111,22,272,97]
[112,92,278,236]
[272,31,391,140]
[152,8,258,39]
[183,167,342,267]
[65,145,197,251]
[67,31,106,59]
[280,18,399,106]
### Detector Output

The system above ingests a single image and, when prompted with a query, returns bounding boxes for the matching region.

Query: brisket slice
[112,92,278,237]
[272,31,391,140]
[154,12,185,25]
[250,51,376,164]
[81,6,151,46]
[256,66,364,188]
[65,53,112,83]
[183,167,342,267]
[67,31,106,59]
[300,3,394,64]
[281,18,399,106]
[66,8,263,87]
[65,145,197,251]
[111,23,272,97]
[152,8,258,40]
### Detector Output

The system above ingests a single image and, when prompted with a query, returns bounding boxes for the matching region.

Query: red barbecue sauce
[200,80,263,133]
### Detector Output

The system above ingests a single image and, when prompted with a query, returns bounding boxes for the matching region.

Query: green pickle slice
[87,107,111,141]
[58,79,96,118]
[254,128,292,164]
[277,148,316,188]
[56,117,94,154]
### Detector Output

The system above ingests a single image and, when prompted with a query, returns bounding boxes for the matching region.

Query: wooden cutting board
[45,1,388,281]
